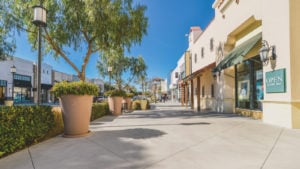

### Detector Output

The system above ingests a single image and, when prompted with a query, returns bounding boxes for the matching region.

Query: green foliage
[1,0,148,81]
[0,103,111,158]
[51,81,99,97]
[132,100,150,110]
[126,93,134,98]
[91,102,109,121]
[104,89,127,97]
[0,106,54,157]
[132,100,141,110]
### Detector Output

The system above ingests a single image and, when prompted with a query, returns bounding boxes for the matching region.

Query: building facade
[0,57,34,104]
[173,0,300,129]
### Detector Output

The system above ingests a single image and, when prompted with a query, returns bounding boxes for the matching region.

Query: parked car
[93,96,106,103]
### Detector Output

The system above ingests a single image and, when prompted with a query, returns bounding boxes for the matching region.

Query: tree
[0,0,148,81]
[97,49,147,90]
[0,1,15,60]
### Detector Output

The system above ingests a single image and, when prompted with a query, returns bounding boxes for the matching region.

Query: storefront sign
[265,68,286,93]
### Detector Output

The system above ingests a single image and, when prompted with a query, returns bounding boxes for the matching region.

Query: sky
[14,0,215,84]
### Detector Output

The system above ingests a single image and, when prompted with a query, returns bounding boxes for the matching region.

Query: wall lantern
[259,40,276,69]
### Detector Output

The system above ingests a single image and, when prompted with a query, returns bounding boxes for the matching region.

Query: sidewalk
[1,104,300,169]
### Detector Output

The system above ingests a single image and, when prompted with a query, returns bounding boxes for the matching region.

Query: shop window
[210,38,214,51]
[211,84,214,97]
[201,47,204,58]
[236,56,263,110]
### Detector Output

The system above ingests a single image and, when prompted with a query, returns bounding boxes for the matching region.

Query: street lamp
[10,65,16,101]
[33,3,47,105]
[108,66,112,87]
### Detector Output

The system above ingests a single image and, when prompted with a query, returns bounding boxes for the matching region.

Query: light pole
[33,3,47,105]
[10,65,16,101]
[108,66,112,87]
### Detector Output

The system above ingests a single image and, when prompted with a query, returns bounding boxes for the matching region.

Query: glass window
[211,84,214,97]
[202,86,205,97]
[236,56,263,110]
[201,47,204,58]
[210,38,214,51]
[194,54,197,63]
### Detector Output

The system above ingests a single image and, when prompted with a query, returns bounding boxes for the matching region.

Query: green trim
[213,33,262,72]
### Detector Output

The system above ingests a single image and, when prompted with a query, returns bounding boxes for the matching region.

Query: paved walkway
[1,102,300,169]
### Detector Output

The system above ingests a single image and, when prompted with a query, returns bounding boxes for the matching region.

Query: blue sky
[15,0,215,83]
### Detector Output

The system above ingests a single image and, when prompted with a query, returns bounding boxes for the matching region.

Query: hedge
[132,100,150,110]
[0,106,54,157]
[0,102,109,158]
[91,102,109,121]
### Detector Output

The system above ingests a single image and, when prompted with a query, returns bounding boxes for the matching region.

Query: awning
[213,33,262,72]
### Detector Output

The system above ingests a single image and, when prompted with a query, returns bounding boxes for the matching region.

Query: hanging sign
[265,68,286,93]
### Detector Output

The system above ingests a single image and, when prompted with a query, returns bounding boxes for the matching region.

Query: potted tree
[51,81,98,137]
[105,89,126,116]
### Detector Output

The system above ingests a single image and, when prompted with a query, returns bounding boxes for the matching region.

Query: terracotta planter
[60,95,93,138]
[108,96,123,116]
[125,97,132,110]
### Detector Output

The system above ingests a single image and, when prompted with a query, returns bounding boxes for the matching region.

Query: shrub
[51,81,99,97]
[0,102,110,158]
[91,102,109,121]
[0,106,54,157]
[141,100,150,110]
[104,89,126,97]
[132,100,141,110]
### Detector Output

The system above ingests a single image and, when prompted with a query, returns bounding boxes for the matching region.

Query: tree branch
[43,28,81,74]
[81,41,93,81]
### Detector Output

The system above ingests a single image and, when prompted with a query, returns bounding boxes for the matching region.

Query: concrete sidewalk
[1,103,300,169]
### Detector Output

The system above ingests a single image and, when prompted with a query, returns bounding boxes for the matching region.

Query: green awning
[213,33,262,72]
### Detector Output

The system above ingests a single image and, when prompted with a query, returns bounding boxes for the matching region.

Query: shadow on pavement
[120,110,240,120]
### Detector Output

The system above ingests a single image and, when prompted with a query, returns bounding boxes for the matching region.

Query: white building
[176,0,300,129]
[0,57,34,103]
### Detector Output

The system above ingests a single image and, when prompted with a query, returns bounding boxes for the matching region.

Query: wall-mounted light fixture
[259,40,276,69]
[212,71,219,80]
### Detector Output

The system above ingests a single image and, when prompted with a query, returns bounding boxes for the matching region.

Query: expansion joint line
[260,128,284,169]
[27,148,36,169]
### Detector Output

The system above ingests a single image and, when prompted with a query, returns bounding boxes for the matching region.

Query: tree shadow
[94,128,166,140]
[118,110,240,120]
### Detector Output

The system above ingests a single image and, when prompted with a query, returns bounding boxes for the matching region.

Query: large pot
[108,96,123,116]
[124,97,132,110]
[60,95,93,138]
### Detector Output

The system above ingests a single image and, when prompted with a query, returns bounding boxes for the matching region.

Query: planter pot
[141,100,149,110]
[4,100,14,106]
[108,96,123,116]
[60,95,93,138]
[125,97,132,110]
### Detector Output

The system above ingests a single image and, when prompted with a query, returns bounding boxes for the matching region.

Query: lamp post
[33,3,47,105]
[10,65,16,101]
[108,66,112,87]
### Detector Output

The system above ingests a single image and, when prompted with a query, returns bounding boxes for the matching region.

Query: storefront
[41,84,52,103]
[0,80,7,104]
[214,30,263,118]
[13,74,32,103]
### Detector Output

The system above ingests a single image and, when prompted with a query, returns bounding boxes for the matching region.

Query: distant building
[0,57,34,104]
